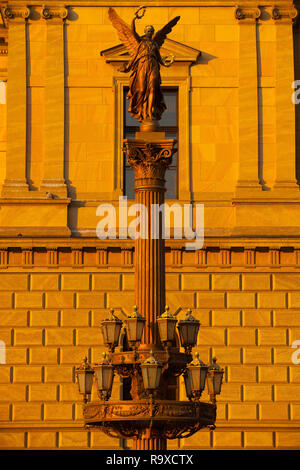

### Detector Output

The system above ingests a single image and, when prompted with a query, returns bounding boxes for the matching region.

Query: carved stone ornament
[41,6,68,20]
[271,6,298,22]
[83,400,216,440]
[235,6,261,22]
[4,6,30,20]
[122,140,175,181]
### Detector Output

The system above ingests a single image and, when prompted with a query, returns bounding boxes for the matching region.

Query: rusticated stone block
[0,432,25,448]
[244,431,273,448]
[243,384,272,401]
[12,403,41,421]
[28,431,57,448]
[28,384,57,402]
[228,403,257,420]
[44,403,73,421]
[61,274,90,291]
[59,431,88,448]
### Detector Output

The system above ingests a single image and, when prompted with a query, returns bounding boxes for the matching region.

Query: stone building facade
[0,0,300,450]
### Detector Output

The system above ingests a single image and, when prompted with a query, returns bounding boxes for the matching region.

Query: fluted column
[2,5,30,196]
[235,6,261,194]
[272,6,299,191]
[133,435,167,450]
[40,5,68,197]
[123,137,175,348]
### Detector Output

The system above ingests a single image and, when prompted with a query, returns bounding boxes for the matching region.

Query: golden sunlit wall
[0,0,300,450]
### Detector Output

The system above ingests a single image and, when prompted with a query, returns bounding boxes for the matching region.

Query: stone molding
[234,5,261,22]
[41,5,68,20]
[271,5,298,22]
[3,5,30,20]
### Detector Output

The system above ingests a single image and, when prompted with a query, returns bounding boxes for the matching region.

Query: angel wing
[108,7,140,58]
[153,16,180,48]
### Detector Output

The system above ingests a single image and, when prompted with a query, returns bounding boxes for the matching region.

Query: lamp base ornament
[83,399,216,440]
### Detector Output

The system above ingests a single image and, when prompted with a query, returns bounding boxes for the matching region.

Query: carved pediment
[101,38,201,65]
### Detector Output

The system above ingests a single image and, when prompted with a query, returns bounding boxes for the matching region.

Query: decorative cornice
[271,5,298,22]
[41,5,68,20]
[3,5,30,20]
[234,5,261,22]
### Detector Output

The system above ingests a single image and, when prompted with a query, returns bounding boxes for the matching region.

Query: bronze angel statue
[108,6,180,130]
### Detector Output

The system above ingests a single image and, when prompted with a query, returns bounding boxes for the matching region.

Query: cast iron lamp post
[75,131,225,448]
[75,126,224,449]
[76,7,223,444]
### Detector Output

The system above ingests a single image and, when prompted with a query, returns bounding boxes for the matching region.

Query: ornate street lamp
[77,7,224,449]
[207,357,224,404]
[125,305,146,348]
[157,305,177,347]
[94,352,114,401]
[100,308,123,352]
[140,350,163,396]
[75,357,94,403]
[177,309,200,353]
[184,352,208,401]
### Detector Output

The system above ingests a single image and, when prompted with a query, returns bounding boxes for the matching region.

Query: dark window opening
[123,87,178,200]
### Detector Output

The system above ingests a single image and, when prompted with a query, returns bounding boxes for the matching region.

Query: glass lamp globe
[100,308,123,352]
[94,352,114,401]
[207,357,224,404]
[75,357,94,402]
[177,308,200,353]
[157,305,177,347]
[126,305,146,347]
[185,352,208,401]
[140,350,163,395]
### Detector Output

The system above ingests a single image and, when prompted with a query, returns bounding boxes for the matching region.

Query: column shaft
[41,7,67,196]
[135,185,165,345]
[2,7,29,195]
[123,137,175,349]
[273,7,298,190]
[133,437,167,450]
[235,6,261,194]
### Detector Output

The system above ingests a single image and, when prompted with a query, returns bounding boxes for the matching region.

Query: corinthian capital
[235,6,261,22]
[271,5,298,23]
[122,140,175,182]
[41,5,68,20]
[4,5,30,21]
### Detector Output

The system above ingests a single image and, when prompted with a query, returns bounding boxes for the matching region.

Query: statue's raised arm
[108,7,140,58]
[108,7,180,131]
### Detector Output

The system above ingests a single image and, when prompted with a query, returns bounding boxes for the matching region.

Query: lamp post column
[123,134,175,450]
[123,137,175,349]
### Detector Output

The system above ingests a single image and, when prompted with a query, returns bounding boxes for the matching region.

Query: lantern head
[94,352,114,401]
[125,305,146,347]
[100,308,123,352]
[75,357,94,403]
[140,350,163,395]
[157,305,178,347]
[177,309,200,353]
